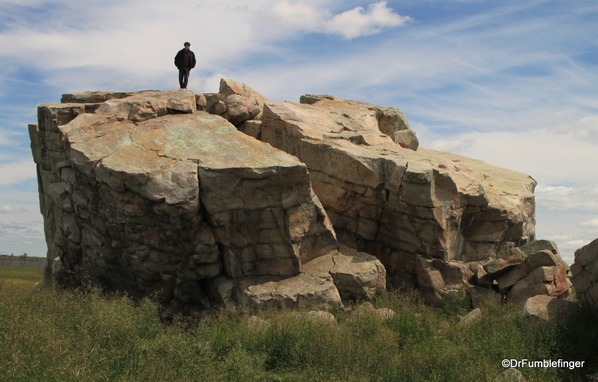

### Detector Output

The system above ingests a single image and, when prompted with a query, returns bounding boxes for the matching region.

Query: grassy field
[1,267,597,382]
[0,266,45,285]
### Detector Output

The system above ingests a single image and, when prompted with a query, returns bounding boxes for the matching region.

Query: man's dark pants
[179,68,190,89]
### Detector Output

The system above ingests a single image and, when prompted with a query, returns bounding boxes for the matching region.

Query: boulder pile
[469,240,572,308]
[29,79,571,312]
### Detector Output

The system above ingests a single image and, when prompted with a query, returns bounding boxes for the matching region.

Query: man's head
[184,42,190,50]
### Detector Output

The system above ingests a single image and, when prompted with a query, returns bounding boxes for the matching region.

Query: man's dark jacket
[174,49,196,69]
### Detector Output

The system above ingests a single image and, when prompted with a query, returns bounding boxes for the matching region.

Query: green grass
[0,269,596,381]
[0,266,44,285]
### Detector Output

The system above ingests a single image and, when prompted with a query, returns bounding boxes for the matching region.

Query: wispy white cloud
[547,115,598,145]
[580,218,598,229]
[0,220,44,245]
[0,129,16,146]
[423,126,598,188]
[536,185,598,212]
[0,205,45,256]
[560,240,591,257]
[0,159,36,186]
[0,205,27,214]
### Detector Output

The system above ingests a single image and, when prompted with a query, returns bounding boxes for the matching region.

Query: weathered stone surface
[211,277,237,309]
[473,239,571,306]
[415,255,474,305]
[31,89,347,313]
[51,256,68,287]
[453,243,571,306]
[483,249,524,278]
[473,263,494,288]
[303,245,386,301]
[329,247,386,300]
[458,307,482,325]
[217,78,271,126]
[258,95,536,304]
[61,91,134,104]
[204,93,227,115]
[495,263,528,290]
[95,89,196,121]
[507,270,553,305]
[236,273,342,310]
[195,93,207,110]
[519,239,559,257]
[522,295,579,321]
[299,94,419,150]
[571,238,598,308]
[238,120,262,140]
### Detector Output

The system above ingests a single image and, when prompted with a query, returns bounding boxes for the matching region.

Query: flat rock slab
[236,273,342,310]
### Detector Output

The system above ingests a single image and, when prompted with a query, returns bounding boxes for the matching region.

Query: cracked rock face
[31,78,544,309]
[255,93,536,302]
[30,89,350,313]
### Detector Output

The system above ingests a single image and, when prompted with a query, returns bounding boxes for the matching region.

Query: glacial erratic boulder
[31,78,551,311]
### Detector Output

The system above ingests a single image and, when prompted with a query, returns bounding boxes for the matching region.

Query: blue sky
[0,0,597,264]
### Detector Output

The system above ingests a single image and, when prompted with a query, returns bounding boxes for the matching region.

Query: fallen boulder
[303,245,386,301]
[235,273,342,310]
[522,294,579,321]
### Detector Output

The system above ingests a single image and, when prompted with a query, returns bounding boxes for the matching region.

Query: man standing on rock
[174,42,196,90]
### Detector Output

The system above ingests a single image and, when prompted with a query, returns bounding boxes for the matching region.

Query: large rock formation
[571,238,598,308]
[254,93,537,303]
[29,88,384,313]
[30,78,567,310]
